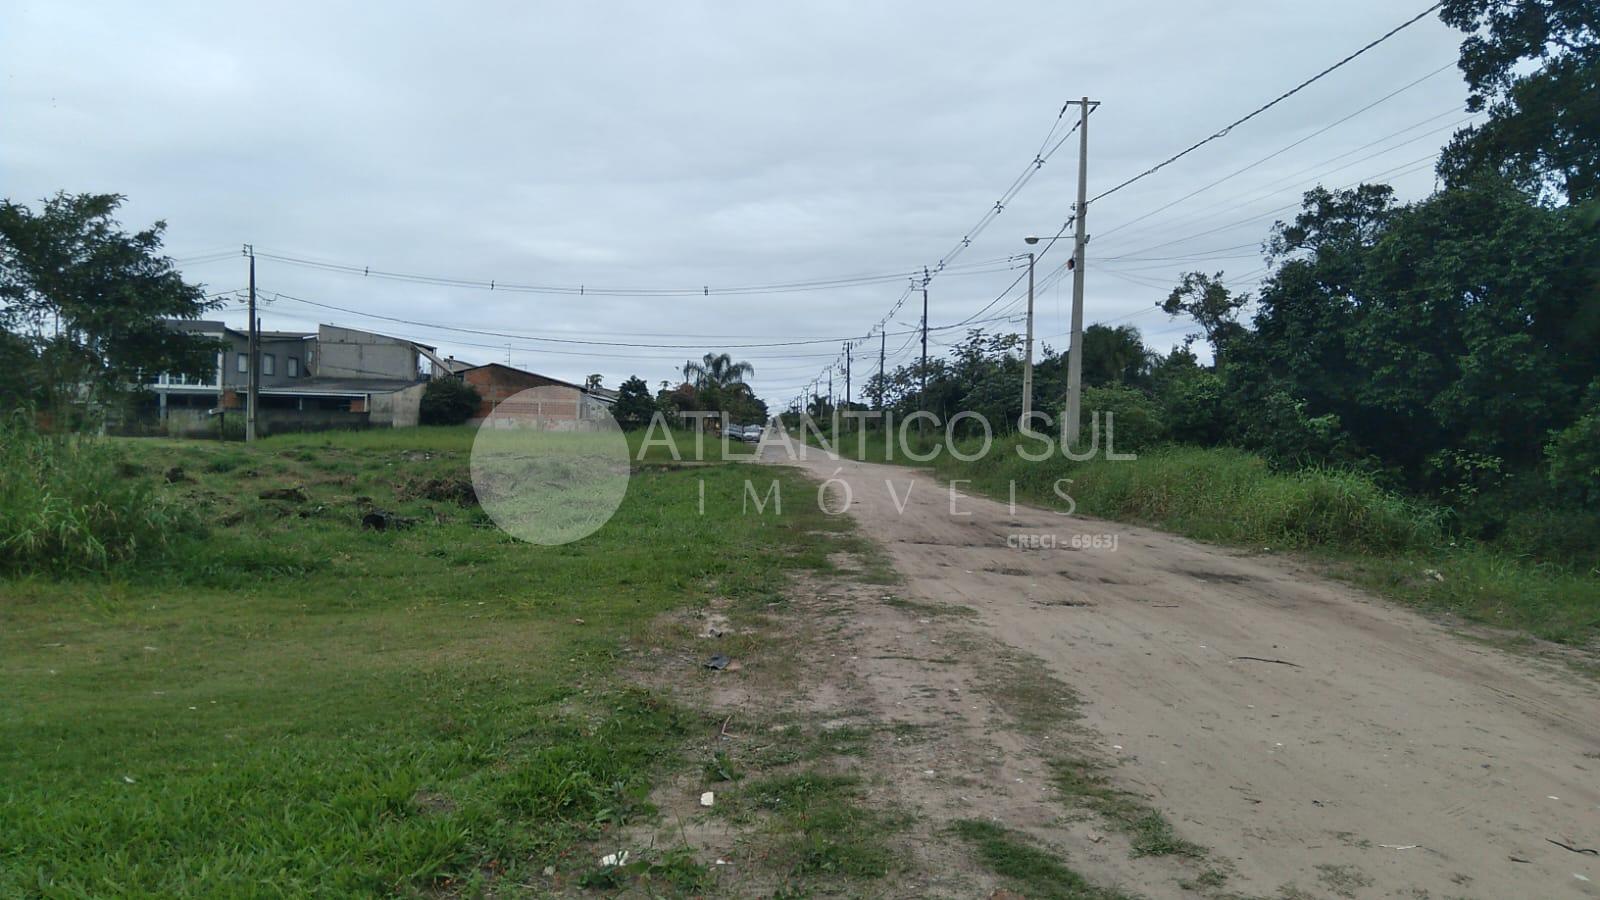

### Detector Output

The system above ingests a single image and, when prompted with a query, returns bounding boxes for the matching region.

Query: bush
[0,415,201,572]
[1546,411,1600,506]
[1079,385,1166,453]
[418,378,481,426]
[1160,369,1231,445]
[1239,389,1355,469]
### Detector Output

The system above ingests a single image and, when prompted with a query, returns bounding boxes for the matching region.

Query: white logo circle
[469,386,631,545]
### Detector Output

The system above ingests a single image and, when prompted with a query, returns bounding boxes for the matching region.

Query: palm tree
[682,352,754,392]
[682,352,755,425]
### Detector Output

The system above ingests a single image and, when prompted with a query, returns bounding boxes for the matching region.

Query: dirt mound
[397,476,477,506]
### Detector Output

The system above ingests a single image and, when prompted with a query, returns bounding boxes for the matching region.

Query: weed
[0,415,202,572]
[1315,863,1375,898]
[952,819,1135,899]
[1050,758,1206,859]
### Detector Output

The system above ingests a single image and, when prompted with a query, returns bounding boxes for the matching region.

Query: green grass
[726,772,898,881]
[0,426,854,897]
[952,820,1135,900]
[1049,759,1206,860]
[810,428,1600,647]
[0,415,202,572]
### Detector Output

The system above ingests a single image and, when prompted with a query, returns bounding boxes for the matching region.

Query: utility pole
[919,268,929,405]
[245,244,258,442]
[1064,97,1094,447]
[844,342,852,408]
[1021,248,1036,425]
[827,369,833,410]
[877,330,886,410]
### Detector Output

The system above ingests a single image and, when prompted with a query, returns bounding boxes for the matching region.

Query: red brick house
[458,363,608,424]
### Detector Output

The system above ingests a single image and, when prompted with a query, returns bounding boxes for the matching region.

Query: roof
[260,377,424,397]
[163,318,227,333]
[318,323,436,352]
[458,362,588,393]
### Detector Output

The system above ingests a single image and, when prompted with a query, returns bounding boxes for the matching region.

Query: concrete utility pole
[1064,97,1093,447]
[844,342,852,407]
[919,268,929,405]
[1021,247,1037,425]
[877,330,886,410]
[827,368,833,409]
[245,244,259,442]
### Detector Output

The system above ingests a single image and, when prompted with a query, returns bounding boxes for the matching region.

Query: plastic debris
[704,654,730,670]
[599,851,629,867]
[700,791,714,807]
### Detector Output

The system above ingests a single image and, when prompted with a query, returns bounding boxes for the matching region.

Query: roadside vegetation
[0,425,853,896]
[801,426,1599,646]
[779,1,1600,648]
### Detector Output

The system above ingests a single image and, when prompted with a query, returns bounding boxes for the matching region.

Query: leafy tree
[1080,324,1154,387]
[418,377,481,425]
[0,192,219,422]
[1160,272,1249,363]
[612,375,655,430]
[1243,179,1600,481]
[1439,0,1600,202]
[1546,381,1600,505]
[721,382,769,426]
[682,352,755,415]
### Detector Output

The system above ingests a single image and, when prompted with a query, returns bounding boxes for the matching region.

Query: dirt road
[769,442,1600,898]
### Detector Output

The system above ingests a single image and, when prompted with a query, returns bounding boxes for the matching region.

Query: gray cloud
[2,1,1468,405]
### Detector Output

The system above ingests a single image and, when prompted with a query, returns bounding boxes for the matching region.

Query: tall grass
[934,441,1442,554]
[812,430,1443,556]
[0,416,200,572]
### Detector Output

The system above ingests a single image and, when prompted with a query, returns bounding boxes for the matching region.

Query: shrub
[0,415,201,572]
[418,378,481,426]
[1239,389,1355,469]
[1079,385,1166,453]
[1546,411,1600,506]
[1160,369,1230,445]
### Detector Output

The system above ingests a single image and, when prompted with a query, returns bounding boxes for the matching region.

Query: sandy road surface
[767,440,1600,898]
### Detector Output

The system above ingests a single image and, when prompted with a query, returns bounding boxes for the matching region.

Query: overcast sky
[3,2,1471,407]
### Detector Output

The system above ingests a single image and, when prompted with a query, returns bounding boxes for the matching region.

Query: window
[237,353,248,373]
[287,356,300,377]
[262,354,275,376]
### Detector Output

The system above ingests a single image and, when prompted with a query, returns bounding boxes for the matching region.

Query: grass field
[804,427,1600,647]
[0,426,851,897]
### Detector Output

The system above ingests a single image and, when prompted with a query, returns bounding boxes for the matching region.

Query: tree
[1080,324,1154,387]
[585,373,603,390]
[0,192,219,421]
[682,352,756,415]
[1160,272,1249,363]
[612,375,655,430]
[418,377,481,425]
[1438,0,1600,202]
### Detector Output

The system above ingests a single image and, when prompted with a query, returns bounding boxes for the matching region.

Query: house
[457,363,614,426]
[146,321,442,435]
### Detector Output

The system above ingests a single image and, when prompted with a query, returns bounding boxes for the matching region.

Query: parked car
[737,423,764,442]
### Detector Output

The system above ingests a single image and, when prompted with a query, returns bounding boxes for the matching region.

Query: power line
[249,248,1018,298]
[1093,59,1457,243]
[260,287,1033,355]
[1097,108,1473,256]
[1087,2,1443,206]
